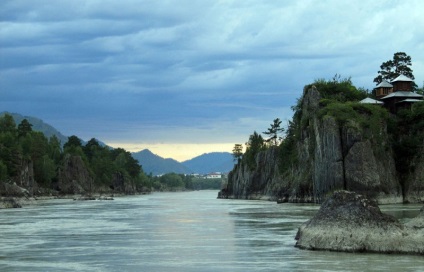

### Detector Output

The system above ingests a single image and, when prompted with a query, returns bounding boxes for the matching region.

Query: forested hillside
[0,114,227,198]
[0,113,150,196]
[1,112,68,145]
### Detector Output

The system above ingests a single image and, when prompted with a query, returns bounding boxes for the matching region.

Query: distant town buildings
[154,172,226,179]
[206,172,222,179]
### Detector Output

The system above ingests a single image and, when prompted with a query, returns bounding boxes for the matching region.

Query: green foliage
[63,135,84,156]
[48,135,62,164]
[263,118,285,145]
[243,131,266,170]
[391,102,424,175]
[319,102,358,126]
[312,75,368,102]
[0,114,16,133]
[191,177,222,190]
[17,119,33,137]
[0,160,8,181]
[159,173,184,188]
[278,131,298,173]
[232,144,243,162]
[318,101,388,133]
[373,52,415,84]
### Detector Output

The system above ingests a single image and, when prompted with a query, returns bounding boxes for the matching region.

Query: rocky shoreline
[295,190,424,255]
[0,194,119,209]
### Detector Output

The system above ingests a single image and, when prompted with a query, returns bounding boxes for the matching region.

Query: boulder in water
[295,190,424,255]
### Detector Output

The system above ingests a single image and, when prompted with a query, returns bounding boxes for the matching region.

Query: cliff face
[404,147,424,203]
[303,87,401,203]
[225,147,281,200]
[223,86,422,203]
[56,154,94,194]
[0,156,37,197]
[55,154,137,195]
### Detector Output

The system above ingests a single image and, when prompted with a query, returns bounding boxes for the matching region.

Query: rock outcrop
[295,191,424,255]
[302,87,401,203]
[220,85,423,203]
[224,147,281,200]
[55,154,94,195]
[54,154,138,196]
[0,182,30,197]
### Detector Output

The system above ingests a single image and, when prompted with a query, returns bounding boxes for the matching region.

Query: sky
[1,0,423,161]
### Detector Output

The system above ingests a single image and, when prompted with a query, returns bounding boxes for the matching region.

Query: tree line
[0,113,152,194]
[0,114,224,194]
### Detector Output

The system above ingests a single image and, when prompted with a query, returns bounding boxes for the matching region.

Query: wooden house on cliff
[374,75,423,113]
[375,79,393,99]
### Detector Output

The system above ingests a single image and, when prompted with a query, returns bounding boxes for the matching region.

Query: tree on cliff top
[263,118,284,146]
[373,52,415,85]
[244,131,266,170]
[232,144,243,162]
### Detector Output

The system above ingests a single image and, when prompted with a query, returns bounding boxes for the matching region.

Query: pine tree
[263,118,284,145]
[373,52,415,84]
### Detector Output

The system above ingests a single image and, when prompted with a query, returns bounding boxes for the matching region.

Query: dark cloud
[1,0,423,149]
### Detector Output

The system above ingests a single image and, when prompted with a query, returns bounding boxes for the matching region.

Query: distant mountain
[182,152,234,174]
[132,149,192,175]
[1,111,69,145]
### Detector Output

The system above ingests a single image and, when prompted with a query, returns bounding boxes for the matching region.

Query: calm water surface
[0,191,423,271]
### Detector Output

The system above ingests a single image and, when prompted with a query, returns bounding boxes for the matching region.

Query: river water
[0,190,423,272]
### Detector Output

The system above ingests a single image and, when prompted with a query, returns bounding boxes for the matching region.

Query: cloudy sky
[1,0,423,161]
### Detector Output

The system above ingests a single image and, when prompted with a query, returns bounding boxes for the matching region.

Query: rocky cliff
[223,147,281,200]
[55,154,94,195]
[222,85,423,203]
[55,154,138,195]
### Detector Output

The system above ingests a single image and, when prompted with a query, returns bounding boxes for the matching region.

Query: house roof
[380,91,423,100]
[396,99,424,104]
[375,79,393,88]
[359,98,384,104]
[391,74,414,83]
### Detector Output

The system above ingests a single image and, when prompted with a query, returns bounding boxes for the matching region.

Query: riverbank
[0,192,152,209]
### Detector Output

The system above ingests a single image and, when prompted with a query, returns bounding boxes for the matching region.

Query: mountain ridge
[131,149,192,175]
[182,152,233,174]
[132,149,233,175]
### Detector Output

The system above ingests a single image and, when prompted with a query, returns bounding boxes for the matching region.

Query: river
[0,191,423,271]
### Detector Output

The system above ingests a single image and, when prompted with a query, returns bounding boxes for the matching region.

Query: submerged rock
[295,190,423,255]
